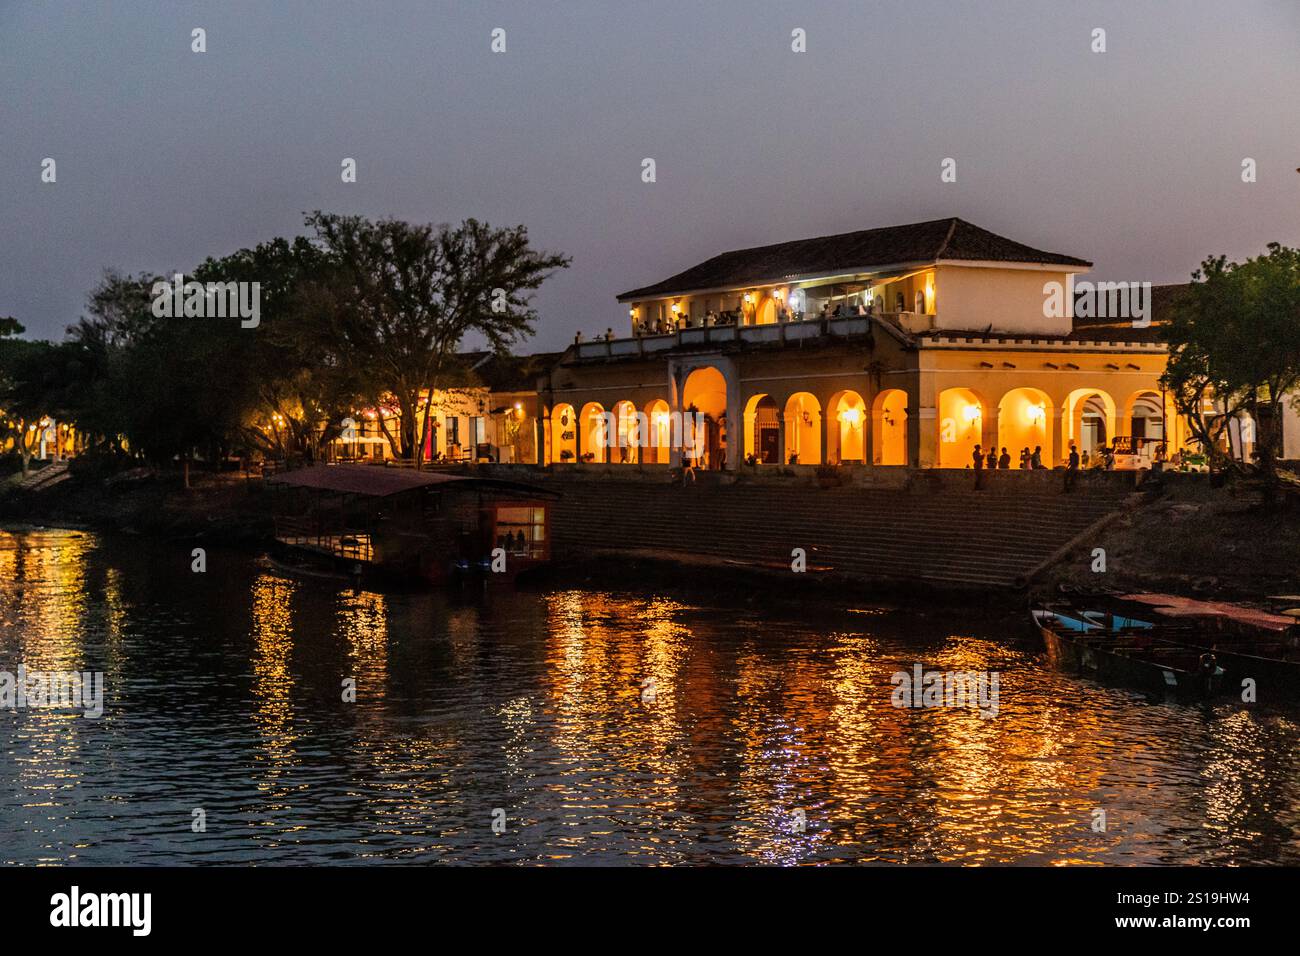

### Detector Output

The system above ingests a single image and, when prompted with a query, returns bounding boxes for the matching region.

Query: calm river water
[1,527,1298,865]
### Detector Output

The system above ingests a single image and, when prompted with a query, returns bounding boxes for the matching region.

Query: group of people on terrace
[972,445,1045,471]
[971,440,1174,477]
[575,295,881,344]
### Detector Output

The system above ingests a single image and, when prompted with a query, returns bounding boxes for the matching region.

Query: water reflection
[250,574,298,783]
[1,527,1298,865]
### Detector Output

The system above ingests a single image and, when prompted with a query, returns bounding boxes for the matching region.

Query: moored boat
[1034,593,1300,703]
[1112,593,1300,702]
[1032,604,1224,699]
[265,464,556,586]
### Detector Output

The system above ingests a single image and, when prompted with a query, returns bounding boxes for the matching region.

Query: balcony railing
[571,313,896,361]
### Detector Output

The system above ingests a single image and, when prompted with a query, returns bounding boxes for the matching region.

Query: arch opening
[744,393,780,464]
[828,389,867,464]
[872,388,908,465]
[997,387,1053,468]
[643,398,671,464]
[783,392,822,465]
[611,400,639,464]
[938,387,985,468]
[551,404,577,463]
[682,366,727,469]
[579,402,607,464]
[1065,388,1117,460]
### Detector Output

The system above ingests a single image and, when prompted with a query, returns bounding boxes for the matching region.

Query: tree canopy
[0,213,569,471]
[1160,243,1300,487]
[304,212,569,462]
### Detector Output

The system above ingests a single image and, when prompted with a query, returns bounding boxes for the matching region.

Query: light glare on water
[1,528,1298,865]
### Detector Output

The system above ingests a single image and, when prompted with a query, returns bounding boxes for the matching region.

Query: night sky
[2,0,1297,350]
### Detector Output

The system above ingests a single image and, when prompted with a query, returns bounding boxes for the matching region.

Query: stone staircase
[6,459,71,493]
[546,478,1128,589]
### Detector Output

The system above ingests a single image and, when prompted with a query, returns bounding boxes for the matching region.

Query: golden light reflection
[250,573,298,781]
[2,534,1292,865]
[540,591,696,855]
[337,588,389,697]
[0,530,95,819]
[3,531,92,672]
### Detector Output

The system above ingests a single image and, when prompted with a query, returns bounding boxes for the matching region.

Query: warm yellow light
[743,293,753,303]
[840,407,862,426]
[773,288,784,300]
[962,403,981,422]
[1026,402,1046,424]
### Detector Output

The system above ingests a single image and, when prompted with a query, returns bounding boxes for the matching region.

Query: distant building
[329,351,559,465]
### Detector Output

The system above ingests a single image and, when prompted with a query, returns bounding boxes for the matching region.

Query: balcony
[570,314,884,361]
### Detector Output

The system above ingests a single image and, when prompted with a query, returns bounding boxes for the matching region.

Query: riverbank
[1039,475,1300,600]
[4,460,1296,604]
[0,461,272,544]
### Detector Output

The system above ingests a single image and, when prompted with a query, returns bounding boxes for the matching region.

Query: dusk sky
[2,0,1298,350]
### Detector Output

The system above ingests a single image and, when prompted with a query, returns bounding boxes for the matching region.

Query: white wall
[934,265,1076,336]
[1283,393,1300,461]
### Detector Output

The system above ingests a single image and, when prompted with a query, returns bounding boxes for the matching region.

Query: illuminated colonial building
[331,351,556,465]
[539,217,1194,470]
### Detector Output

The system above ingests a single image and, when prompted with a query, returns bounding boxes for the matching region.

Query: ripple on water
[1,527,1298,865]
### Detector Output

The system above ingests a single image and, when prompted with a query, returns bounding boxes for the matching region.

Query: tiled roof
[458,350,563,392]
[617,217,1091,301]
[1065,282,1190,343]
[917,282,1190,345]
[268,464,552,498]
[269,464,479,497]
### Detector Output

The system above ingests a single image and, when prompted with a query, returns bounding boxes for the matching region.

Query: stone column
[825,406,840,465]
[667,363,683,469]
[724,371,742,471]
[858,400,873,467]
[983,407,999,461]
[1055,407,1071,466]
[911,406,938,468]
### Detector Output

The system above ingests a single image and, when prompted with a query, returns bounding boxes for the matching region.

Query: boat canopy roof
[1119,593,1296,632]
[268,464,554,499]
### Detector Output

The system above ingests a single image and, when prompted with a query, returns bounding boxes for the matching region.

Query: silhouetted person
[998,447,1011,469]
[972,444,984,470]
[1065,444,1080,491]
[1031,446,1043,469]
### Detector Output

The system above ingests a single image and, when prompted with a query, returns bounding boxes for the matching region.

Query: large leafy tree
[191,237,365,461]
[0,319,60,475]
[1160,243,1300,494]
[63,271,253,471]
[305,212,570,464]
